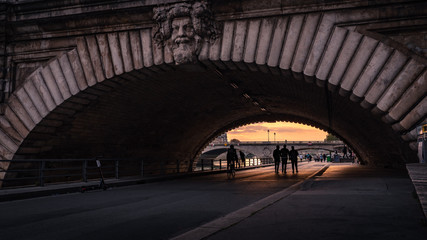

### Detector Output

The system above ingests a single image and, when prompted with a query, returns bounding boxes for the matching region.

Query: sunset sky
[227,122,328,142]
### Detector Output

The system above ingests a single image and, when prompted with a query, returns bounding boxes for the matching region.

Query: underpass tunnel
[10,65,417,180]
[1,2,426,187]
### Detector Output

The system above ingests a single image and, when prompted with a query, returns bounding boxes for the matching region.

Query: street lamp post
[268,130,270,142]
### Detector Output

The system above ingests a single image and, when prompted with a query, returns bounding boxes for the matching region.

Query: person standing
[334,150,340,162]
[239,150,245,168]
[273,145,281,174]
[289,146,299,174]
[280,144,289,174]
[343,145,348,158]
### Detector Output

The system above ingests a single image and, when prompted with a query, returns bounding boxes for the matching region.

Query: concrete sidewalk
[407,163,427,219]
[173,163,427,240]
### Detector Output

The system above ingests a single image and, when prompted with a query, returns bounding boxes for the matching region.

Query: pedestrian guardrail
[0,158,143,188]
[195,157,274,171]
[0,157,274,188]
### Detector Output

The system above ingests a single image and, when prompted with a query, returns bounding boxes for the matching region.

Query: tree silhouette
[325,134,339,141]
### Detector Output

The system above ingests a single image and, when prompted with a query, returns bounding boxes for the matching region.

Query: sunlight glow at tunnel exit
[227,122,328,142]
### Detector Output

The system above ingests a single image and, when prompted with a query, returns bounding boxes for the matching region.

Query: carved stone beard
[170,35,201,65]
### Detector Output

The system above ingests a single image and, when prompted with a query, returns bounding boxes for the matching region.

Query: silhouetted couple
[273,145,298,174]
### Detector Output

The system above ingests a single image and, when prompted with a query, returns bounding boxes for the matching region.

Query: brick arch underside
[0,14,425,183]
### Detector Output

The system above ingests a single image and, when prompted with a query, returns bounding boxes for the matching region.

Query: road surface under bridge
[0,162,425,240]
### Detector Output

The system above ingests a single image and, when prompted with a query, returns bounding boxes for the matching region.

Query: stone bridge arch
[0,4,426,184]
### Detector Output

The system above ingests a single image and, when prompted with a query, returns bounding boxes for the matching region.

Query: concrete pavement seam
[406,164,427,220]
[170,164,330,240]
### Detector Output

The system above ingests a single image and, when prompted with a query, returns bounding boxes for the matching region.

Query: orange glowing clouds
[227,122,327,141]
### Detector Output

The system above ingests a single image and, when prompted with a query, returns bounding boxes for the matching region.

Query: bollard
[176,159,180,173]
[115,160,119,179]
[201,159,204,171]
[162,160,166,174]
[39,160,45,187]
[82,160,88,182]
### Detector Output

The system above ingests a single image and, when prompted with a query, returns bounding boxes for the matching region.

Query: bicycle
[227,162,236,179]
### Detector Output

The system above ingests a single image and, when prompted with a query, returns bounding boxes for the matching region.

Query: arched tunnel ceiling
[17,66,415,168]
[1,1,426,181]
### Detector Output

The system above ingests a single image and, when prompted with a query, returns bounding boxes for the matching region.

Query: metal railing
[0,157,274,188]
[195,157,274,171]
[0,158,142,188]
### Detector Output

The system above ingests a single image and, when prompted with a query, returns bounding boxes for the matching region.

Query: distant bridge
[202,141,344,159]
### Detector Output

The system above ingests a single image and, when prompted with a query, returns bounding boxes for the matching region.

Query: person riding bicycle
[227,145,238,172]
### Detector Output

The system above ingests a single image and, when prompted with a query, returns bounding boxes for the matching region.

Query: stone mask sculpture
[153,1,220,65]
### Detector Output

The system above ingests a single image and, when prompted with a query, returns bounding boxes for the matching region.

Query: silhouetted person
[343,145,348,158]
[349,148,354,163]
[322,153,326,162]
[239,150,245,168]
[227,145,238,171]
[334,150,340,162]
[280,144,289,174]
[273,145,281,173]
[289,146,299,174]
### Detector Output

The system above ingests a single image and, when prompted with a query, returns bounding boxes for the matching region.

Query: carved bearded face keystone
[170,17,201,64]
[153,1,220,65]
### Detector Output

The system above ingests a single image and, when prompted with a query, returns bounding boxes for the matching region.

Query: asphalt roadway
[0,162,426,240]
